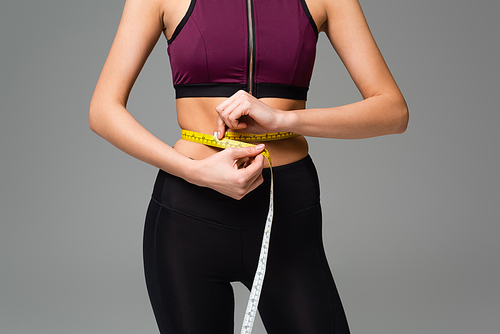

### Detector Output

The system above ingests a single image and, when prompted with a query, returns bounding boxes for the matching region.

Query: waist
[174,132,308,166]
[174,98,309,166]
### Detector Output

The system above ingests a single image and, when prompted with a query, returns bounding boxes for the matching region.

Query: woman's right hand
[190,144,266,200]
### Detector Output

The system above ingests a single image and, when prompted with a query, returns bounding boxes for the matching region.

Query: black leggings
[143,155,350,333]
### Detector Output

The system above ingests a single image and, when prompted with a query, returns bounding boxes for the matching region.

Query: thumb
[227,144,265,159]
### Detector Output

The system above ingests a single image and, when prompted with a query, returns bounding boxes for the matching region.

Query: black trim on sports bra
[254,83,309,100]
[167,0,197,45]
[174,83,247,98]
[174,82,308,100]
[299,0,319,39]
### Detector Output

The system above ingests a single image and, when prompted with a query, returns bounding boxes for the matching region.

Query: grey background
[1,0,498,333]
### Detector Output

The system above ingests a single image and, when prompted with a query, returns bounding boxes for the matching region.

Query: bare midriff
[173,97,309,167]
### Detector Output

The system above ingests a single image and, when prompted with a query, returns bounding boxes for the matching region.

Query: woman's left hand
[215,90,284,139]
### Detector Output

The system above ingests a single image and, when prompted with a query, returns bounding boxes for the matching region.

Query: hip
[150,154,320,228]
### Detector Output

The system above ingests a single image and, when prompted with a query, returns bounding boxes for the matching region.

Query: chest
[166,0,319,99]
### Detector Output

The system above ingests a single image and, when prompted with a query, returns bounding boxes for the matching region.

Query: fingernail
[255,144,265,150]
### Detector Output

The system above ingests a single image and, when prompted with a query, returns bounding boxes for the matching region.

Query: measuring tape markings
[180,130,297,334]
[180,130,298,164]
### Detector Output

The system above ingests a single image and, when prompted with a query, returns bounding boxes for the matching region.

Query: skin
[89,0,408,200]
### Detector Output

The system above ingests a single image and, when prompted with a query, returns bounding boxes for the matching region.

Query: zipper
[246,0,255,95]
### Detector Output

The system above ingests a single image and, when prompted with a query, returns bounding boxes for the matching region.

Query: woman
[89,0,408,333]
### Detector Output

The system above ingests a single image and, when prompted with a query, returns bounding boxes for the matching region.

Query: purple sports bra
[167,0,318,100]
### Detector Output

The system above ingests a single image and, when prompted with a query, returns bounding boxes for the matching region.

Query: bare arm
[285,0,408,138]
[216,0,408,139]
[89,0,265,199]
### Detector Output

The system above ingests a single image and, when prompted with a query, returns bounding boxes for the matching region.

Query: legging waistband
[151,154,320,228]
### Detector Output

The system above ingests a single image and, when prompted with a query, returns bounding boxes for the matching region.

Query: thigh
[256,204,350,334]
[143,199,238,334]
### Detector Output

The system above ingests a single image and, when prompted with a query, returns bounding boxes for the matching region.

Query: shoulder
[302,0,365,33]
[119,0,166,24]
[117,0,192,33]
[122,0,166,13]
[307,0,367,33]
[158,0,193,37]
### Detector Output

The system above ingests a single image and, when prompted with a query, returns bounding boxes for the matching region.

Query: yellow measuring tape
[181,129,298,334]
[181,130,299,166]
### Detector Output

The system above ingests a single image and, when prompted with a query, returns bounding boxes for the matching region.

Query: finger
[231,153,264,199]
[215,91,242,127]
[233,154,263,184]
[232,120,247,130]
[226,144,265,160]
[219,95,253,130]
[245,159,265,183]
[236,157,249,169]
[215,90,245,113]
[217,117,226,139]
[238,159,265,197]
[246,173,264,194]
[216,96,245,138]
[242,155,255,168]
[240,153,265,178]
[235,168,263,199]
[220,102,243,130]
